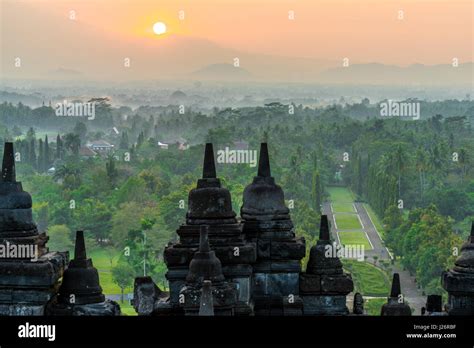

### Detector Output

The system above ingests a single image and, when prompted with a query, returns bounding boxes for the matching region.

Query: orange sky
[1,0,472,81]
[11,0,470,65]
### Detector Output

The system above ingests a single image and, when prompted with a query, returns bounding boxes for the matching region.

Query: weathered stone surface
[381,273,412,316]
[299,274,321,293]
[0,304,45,316]
[132,276,170,316]
[253,272,300,298]
[46,231,121,316]
[442,222,474,315]
[300,215,353,315]
[162,144,255,315]
[256,238,306,260]
[353,293,365,315]
[426,295,442,313]
[302,295,349,315]
[0,142,67,316]
[180,226,237,316]
[240,143,304,315]
[199,280,214,316]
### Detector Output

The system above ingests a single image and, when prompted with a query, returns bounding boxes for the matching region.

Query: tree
[56,134,63,160]
[393,145,406,199]
[26,127,35,140]
[73,121,88,141]
[37,138,44,172]
[458,147,470,182]
[112,262,134,303]
[47,225,73,251]
[110,202,144,248]
[311,170,322,213]
[44,135,50,170]
[120,131,129,149]
[415,148,427,202]
[53,162,82,190]
[63,133,81,155]
[29,138,36,168]
[106,155,118,186]
[71,199,112,244]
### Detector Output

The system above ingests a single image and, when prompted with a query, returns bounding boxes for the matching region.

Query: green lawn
[88,248,134,295]
[363,203,385,238]
[89,249,120,269]
[343,261,391,297]
[338,231,372,250]
[335,214,362,230]
[332,202,355,213]
[118,300,137,316]
[365,298,386,316]
[327,186,354,202]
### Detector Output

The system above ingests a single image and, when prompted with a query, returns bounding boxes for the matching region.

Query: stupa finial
[319,215,330,241]
[1,142,16,182]
[74,231,87,260]
[257,143,271,177]
[202,143,216,179]
[390,273,402,298]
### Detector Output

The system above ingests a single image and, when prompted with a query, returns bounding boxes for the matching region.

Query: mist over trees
[0,98,472,296]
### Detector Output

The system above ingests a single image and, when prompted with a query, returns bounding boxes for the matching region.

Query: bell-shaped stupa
[241,143,306,315]
[0,142,68,315]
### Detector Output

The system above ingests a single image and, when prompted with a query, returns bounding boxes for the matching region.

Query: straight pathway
[323,195,425,314]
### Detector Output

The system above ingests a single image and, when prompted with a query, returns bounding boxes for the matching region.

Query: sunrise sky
[1,0,472,81]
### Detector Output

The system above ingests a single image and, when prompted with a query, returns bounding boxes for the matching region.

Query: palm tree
[458,148,470,182]
[415,148,427,202]
[53,163,82,189]
[63,133,81,155]
[393,145,406,199]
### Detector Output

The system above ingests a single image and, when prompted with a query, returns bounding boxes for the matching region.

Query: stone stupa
[381,273,412,316]
[241,143,306,315]
[299,215,353,315]
[46,231,121,315]
[442,222,474,315]
[0,142,68,315]
[179,225,237,316]
[164,143,256,315]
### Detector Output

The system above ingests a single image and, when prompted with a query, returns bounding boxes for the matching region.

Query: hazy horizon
[1,0,473,84]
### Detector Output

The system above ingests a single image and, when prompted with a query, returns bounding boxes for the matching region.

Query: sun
[153,22,167,35]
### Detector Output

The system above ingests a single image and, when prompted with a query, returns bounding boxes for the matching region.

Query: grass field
[89,249,120,269]
[118,301,137,316]
[327,186,354,202]
[88,249,135,312]
[332,202,355,213]
[363,203,385,238]
[335,214,362,230]
[343,261,391,297]
[365,298,386,316]
[338,231,372,250]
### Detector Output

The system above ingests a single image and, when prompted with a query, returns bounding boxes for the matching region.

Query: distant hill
[191,63,253,81]
[318,62,473,85]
